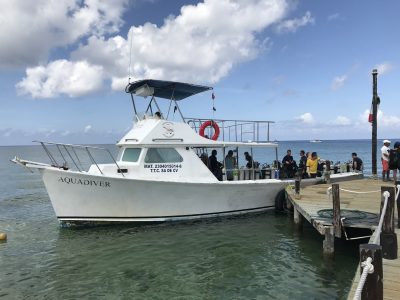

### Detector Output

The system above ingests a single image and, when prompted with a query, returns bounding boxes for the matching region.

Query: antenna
[128,29,133,83]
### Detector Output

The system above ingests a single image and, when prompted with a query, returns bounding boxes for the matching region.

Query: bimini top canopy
[125,79,212,100]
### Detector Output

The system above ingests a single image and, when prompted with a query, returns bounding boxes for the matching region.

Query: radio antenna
[128,29,133,83]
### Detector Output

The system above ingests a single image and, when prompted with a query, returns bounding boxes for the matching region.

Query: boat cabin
[36,80,280,182]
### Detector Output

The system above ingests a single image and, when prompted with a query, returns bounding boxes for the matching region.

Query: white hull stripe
[57,205,275,221]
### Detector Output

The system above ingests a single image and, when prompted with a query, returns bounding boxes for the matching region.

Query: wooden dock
[285,178,399,300]
[347,228,400,300]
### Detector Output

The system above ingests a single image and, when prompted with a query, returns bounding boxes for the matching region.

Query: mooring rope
[352,191,390,300]
[372,191,390,245]
[326,186,380,197]
[353,257,374,300]
[326,186,381,201]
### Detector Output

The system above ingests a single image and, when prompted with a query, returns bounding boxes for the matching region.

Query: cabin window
[122,148,142,162]
[145,148,183,163]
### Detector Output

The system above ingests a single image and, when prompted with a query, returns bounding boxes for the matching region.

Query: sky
[1,0,400,145]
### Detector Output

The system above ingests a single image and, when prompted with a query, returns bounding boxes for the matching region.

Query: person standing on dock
[306,152,319,178]
[351,152,363,171]
[298,150,308,178]
[381,140,391,181]
[389,141,400,181]
[282,149,296,178]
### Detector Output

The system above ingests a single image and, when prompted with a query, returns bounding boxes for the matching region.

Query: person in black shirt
[244,152,253,168]
[298,150,308,178]
[389,142,400,181]
[351,152,363,171]
[282,149,296,178]
[208,150,223,181]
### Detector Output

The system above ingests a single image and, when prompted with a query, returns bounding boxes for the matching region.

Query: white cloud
[331,75,347,90]
[79,0,287,83]
[16,60,104,98]
[272,75,285,86]
[375,62,394,75]
[297,112,314,124]
[0,0,128,69]
[84,125,92,133]
[48,130,57,137]
[69,0,289,86]
[15,0,293,97]
[334,116,351,126]
[327,13,340,21]
[2,128,13,137]
[275,11,315,34]
[61,130,71,136]
[111,77,130,91]
[361,109,400,127]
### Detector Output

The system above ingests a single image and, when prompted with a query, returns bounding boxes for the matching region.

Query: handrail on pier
[34,141,124,177]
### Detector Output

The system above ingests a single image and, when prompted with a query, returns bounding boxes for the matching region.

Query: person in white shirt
[381,139,391,181]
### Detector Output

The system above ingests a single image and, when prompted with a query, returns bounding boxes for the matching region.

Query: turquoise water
[0,141,392,299]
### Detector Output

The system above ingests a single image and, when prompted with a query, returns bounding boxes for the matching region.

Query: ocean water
[0,141,392,299]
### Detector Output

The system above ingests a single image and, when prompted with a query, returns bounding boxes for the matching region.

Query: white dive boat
[12,80,360,225]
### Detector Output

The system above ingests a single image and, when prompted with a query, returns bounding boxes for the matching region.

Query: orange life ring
[199,120,220,140]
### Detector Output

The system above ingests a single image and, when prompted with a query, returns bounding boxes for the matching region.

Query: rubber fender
[275,189,287,212]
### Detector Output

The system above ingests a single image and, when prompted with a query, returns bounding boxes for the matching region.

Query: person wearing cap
[381,140,391,181]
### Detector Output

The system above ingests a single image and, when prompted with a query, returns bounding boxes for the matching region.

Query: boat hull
[41,168,288,223]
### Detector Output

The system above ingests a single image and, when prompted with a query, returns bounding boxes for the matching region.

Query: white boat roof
[117,118,278,148]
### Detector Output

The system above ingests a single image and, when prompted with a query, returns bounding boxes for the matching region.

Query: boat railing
[34,141,125,177]
[185,118,274,143]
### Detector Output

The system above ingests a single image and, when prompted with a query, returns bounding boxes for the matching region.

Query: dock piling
[294,178,301,199]
[332,183,341,238]
[293,206,303,229]
[323,226,335,256]
[324,161,331,184]
[380,186,398,259]
[359,243,383,300]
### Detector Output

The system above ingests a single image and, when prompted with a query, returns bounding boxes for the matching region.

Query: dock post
[294,178,301,199]
[359,244,383,300]
[323,226,335,256]
[286,194,293,210]
[324,161,331,184]
[332,184,341,238]
[293,206,303,229]
[380,186,398,259]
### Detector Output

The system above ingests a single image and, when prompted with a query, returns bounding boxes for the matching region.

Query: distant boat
[310,139,322,143]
